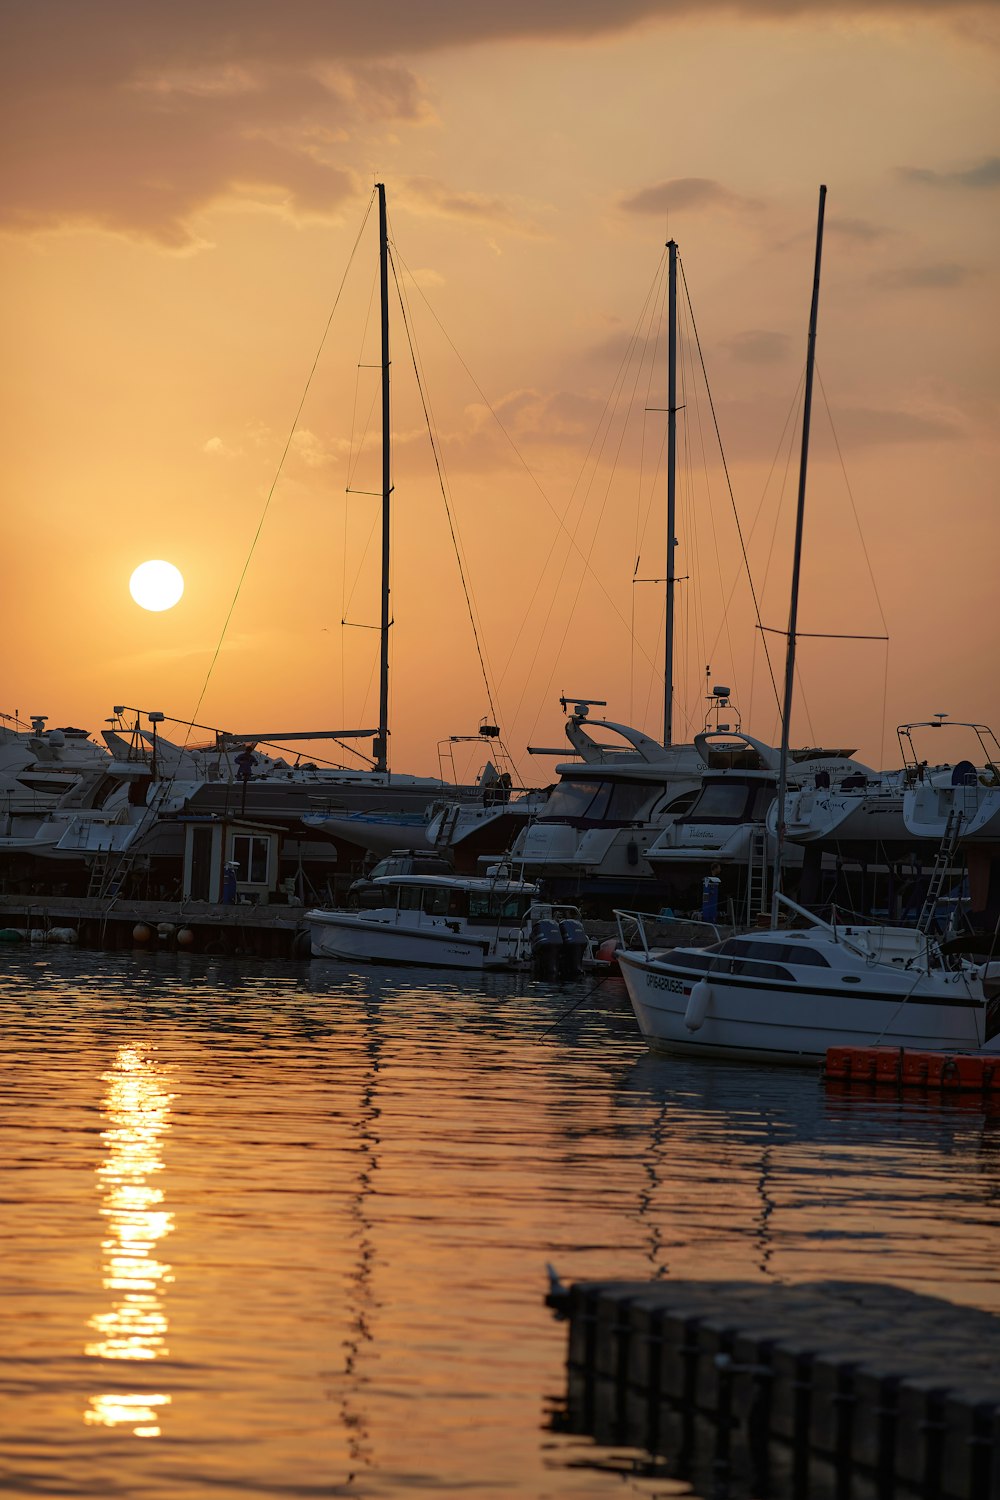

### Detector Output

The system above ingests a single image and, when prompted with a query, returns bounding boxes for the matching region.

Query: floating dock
[824,1046,1000,1095]
[549,1276,1000,1498]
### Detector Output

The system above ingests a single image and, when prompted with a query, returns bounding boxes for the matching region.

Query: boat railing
[614,908,722,957]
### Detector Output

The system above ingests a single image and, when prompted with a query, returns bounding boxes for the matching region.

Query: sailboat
[613,188,1000,1063]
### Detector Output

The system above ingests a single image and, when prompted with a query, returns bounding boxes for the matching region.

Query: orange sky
[3,2,998,780]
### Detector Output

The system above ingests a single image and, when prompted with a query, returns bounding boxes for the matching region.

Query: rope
[388,242,501,730]
[539,972,615,1038]
[679,257,781,714]
[182,189,378,741]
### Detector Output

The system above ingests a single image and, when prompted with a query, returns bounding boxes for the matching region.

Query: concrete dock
[549,1276,1000,1498]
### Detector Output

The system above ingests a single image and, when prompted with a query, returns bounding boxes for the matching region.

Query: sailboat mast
[664,238,678,748]
[770,184,827,923]
[376,182,391,774]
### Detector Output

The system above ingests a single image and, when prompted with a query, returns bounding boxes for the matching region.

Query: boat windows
[683,780,762,822]
[468,892,531,922]
[715,937,830,968]
[667,950,795,983]
[542,779,610,821]
[541,778,663,824]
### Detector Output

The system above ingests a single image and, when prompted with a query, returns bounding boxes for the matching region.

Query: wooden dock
[548,1276,1000,1498]
[0,893,310,958]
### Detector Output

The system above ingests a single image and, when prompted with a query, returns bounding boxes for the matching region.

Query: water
[2,947,999,1498]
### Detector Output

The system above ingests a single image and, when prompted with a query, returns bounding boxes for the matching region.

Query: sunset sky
[4,1,997,780]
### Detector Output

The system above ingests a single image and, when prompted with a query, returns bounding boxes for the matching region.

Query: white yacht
[506,700,705,899]
[647,729,868,917]
[615,896,999,1064]
[902,720,1000,844]
[0,715,111,827]
[306,872,588,973]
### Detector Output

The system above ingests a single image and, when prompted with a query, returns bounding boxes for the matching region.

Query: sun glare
[129,560,184,613]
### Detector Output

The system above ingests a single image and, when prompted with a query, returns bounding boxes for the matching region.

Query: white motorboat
[508,701,705,892]
[306,872,589,972]
[615,895,999,1064]
[647,730,868,908]
[0,715,111,825]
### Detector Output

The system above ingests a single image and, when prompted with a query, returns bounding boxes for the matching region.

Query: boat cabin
[357,874,538,924]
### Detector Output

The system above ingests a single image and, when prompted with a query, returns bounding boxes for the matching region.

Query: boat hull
[306,909,524,970]
[618,951,990,1064]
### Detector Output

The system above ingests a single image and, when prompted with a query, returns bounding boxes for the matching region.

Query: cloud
[720,330,791,364]
[398,177,548,238]
[870,262,974,289]
[203,436,240,458]
[829,405,963,446]
[827,216,893,244]
[898,156,1000,189]
[619,177,760,217]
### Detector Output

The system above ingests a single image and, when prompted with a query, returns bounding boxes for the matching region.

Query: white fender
[684,979,712,1031]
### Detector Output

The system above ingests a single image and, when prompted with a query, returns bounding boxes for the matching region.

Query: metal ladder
[433,803,462,849]
[87,850,135,901]
[916,808,964,933]
[86,854,108,898]
[745,827,769,926]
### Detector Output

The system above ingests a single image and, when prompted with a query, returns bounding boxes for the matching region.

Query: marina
[4,7,997,1493]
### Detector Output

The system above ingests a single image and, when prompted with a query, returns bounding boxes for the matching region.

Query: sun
[129,560,185,612]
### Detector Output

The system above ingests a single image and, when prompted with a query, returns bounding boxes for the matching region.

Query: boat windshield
[541,778,660,823]
[682,779,774,823]
[384,883,532,921]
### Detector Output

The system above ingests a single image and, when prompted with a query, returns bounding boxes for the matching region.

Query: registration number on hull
[646,973,686,995]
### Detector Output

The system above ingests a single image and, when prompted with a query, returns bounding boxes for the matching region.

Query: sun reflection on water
[84,1044,175,1438]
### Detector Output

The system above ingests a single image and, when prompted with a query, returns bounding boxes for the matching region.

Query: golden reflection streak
[84,1043,175,1438]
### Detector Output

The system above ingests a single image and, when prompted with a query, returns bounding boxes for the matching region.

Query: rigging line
[390,236,502,715]
[388,244,501,729]
[512,260,668,737]
[682,293,740,720]
[390,242,662,709]
[531,269,672,742]
[880,639,890,771]
[816,364,890,635]
[757,375,806,747]
[678,256,780,714]
[182,187,378,740]
[513,267,669,746]
[633,260,668,721]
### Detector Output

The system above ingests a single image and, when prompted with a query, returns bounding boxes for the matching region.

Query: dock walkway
[551,1276,1000,1498]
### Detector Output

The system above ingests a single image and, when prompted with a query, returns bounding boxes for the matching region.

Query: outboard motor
[531,917,563,981]
[558,917,589,980]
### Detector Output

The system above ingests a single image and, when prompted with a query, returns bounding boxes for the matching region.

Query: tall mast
[375,182,391,774]
[770,185,827,923]
[664,238,678,747]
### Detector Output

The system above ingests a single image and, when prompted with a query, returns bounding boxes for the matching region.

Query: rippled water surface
[2,947,999,1498]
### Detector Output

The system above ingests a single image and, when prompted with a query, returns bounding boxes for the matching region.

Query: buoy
[596,937,620,971]
[176,927,195,948]
[684,979,712,1031]
[0,928,25,943]
[132,923,152,944]
[157,922,175,940]
[47,927,78,945]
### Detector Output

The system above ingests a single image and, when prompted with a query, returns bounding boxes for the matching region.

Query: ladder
[745,827,769,927]
[916,808,964,933]
[433,802,462,849]
[87,850,136,901]
[86,854,108,898]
